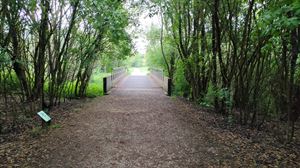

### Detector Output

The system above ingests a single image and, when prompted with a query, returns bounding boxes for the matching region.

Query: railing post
[103,77,108,95]
[167,78,172,96]
[103,67,127,95]
[149,68,172,96]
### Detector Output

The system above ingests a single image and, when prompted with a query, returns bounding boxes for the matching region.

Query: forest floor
[0,75,299,167]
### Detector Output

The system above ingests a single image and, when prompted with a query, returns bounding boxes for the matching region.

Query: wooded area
[0,0,299,143]
[0,0,131,133]
[0,0,300,166]
[145,0,300,141]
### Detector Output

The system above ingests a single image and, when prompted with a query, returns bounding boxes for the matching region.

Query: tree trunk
[32,0,50,109]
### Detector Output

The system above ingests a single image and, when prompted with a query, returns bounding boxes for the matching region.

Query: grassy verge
[1,70,111,98]
[86,72,111,97]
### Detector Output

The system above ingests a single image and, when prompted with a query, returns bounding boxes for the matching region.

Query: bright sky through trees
[131,9,160,55]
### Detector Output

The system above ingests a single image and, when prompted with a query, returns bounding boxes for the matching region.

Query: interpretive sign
[37,111,51,122]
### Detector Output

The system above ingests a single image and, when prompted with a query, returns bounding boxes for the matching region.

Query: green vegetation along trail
[1,75,298,167]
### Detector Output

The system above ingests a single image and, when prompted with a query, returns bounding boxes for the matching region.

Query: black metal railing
[149,68,172,96]
[103,67,127,95]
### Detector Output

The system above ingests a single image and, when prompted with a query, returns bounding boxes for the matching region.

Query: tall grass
[86,71,111,97]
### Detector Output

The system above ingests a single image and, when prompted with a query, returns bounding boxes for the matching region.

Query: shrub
[173,60,190,97]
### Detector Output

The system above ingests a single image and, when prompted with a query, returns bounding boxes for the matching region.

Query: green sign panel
[37,111,51,122]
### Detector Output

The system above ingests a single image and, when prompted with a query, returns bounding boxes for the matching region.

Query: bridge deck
[115,75,161,89]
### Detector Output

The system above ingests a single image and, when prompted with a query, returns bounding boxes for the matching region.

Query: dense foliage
[0,0,132,130]
[146,0,300,141]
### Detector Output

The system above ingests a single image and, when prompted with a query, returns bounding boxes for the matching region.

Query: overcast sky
[130,10,160,55]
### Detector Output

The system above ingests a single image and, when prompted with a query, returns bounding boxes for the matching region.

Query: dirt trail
[1,75,299,167]
[42,75,212,167]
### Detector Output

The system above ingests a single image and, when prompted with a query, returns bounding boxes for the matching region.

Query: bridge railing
[103,67,127,95]
[149,68,172,96]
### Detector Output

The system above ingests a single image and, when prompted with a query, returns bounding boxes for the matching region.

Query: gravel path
[40,75,215,167]
[1,75,298,167]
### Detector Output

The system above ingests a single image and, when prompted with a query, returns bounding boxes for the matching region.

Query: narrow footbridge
[103,67,171,96]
